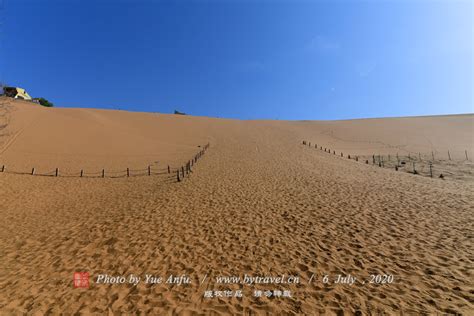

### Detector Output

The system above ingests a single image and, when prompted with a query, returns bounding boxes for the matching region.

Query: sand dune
[0,97,473,314]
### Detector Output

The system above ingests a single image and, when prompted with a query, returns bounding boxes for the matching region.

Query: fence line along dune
[301,140,474,181]
[0,97,473,314]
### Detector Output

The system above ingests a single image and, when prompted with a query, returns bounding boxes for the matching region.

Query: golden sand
[0,98,473,314]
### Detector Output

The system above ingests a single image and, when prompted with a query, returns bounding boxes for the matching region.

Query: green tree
[36,97,54,107]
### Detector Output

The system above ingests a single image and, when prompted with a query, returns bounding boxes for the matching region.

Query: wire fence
[302,140,473,181]
[0,143,210,182]
[176,143,210,182]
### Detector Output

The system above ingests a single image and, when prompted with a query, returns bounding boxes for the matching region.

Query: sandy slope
[0,98,473,315]
[0,98,211,173]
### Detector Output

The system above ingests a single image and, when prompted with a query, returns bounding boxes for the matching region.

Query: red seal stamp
[73,272,89,288]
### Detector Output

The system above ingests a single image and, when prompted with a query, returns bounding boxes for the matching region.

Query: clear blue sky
[1,0,472,120]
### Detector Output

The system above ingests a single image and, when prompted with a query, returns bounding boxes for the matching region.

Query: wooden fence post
[413,162,417,174]
[177,170,180,182]
[148,166,151,176]
[429,163,433,178]
[182,166,185,178]
[168,165,170,173]
[448,150,451,160]
[80,169,83,177]
[466,150,469,160]
[127,168,130,177]
[55,168,58,177]
[102,169,105,178]
[341,152,343,157]
[1,165,4,172]
[31,168,35,175]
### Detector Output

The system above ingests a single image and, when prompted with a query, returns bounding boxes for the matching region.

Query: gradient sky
[1,0,472,120]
